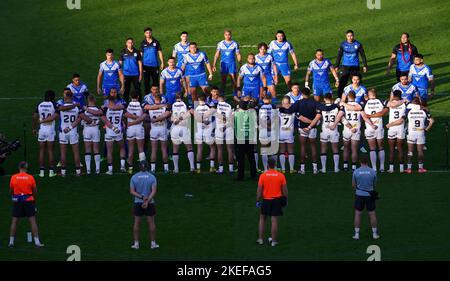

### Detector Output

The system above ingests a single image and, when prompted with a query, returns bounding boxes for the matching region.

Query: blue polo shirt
[130,171,157,203]
[353,166,377,197]
[120,47,141,77]
[140,38,162,67]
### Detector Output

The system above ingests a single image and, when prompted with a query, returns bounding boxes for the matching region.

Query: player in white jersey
[170,93,195,173]
[259,95,278,171]
[101,88,128,175]
[319,93,341,173]
[405,97,434,173]
[212,91,235,174]
[82,95,103,175]
[338,91,376,171]
[194,93,216,173]
[278,96,295,173]
[148,93,172,173]
[285,82,303,104]
[385,90,407,173]
[32,90,57,177]
[361,88,389,172]
[126,91,148,174]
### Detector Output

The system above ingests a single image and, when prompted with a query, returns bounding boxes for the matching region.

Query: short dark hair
[268,157,276,169]
[359,154,369,165]
[154,93,162,100]
[139,160,149,171]
[175,92,183,100]
[324,93,333,100]
[415,53,424,59]
[72,73,80,79]
[106,48,114,54]
[130,91,139,99]
[392,90,402,99]
[210,85,220,92]
[316,48,324,53]
[291,82,300,88]
[351,73,361,80]
[126,37,134,42]
[180,31,188,36]
[45,90,55,101]
[18,161,28,170]
[197,92,206,101]
[347,90,356,100]
[87,94,96,103]
[275,30,286,41]
[346,29,354,35]
[168,56,176,61]
[257,42,268,50]
[63,87,72,92]
[144,27,152,33]
[402,32,410,38]
[300,87,311,96]
[190,42,197,46]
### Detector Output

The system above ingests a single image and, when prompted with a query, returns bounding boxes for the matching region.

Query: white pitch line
[0,97,41,100]
[198,45,257,48]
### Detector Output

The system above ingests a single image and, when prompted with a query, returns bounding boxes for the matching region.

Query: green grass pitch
[0,0,450,260]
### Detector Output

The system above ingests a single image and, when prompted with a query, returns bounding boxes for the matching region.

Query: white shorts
[320,129,340,143]
[407,130,425,145]
[365,126,384,140]
[59,130,79,145]
[343,127,361,142]
[105,128,123,142]
[279,128,294,144]
[298,127,317,139]
[38,126,55,142]
[127,125,145,140]
[195,126,214,145]
[259,128,277,145]
[150,126,168,141]
[387,127,406,140]
[171,126,192,145]
[83,126,100,143]
[215,126,234,144]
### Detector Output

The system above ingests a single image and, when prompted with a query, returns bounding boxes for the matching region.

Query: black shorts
[261,198,283,217]
[133,203,156,217]
[354,195,376,212]
[12,201,37,218]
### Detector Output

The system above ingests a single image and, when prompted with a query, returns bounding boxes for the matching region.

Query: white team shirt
[407,106,431,132]
[58,103,81,129]
[83,106,101,127]
[321,103,339,131]
[149,106,168,128]
[363,98,386,127]
[388,102,406,130]
[126,101,144,127]
[36,101,56,129]
[343,101,362,130]
[171,101,190,128]
[215,101,233,129]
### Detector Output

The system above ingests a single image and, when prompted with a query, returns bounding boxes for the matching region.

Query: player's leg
[28,215,43,246]
[208,143,216,172]
[147,215,158,248]
[226,144,235,172]
[47,141,55,177]
[320,141,328,173]
[185,143,195,172]
[331,141,340,173]
[338,67,350,97]
[388,138,396,173]
[9,217,19,246]
[406,143,415,173]
[367,138,377,171]
[84,140,92,175]
[38,141,46,177]
[131,77,141,102]
[377,138,385,172]
[417,144,426,172]
[71,143,81,176]
[229,73,237,96]
[137,138,146,162]
[217,143,224,173]
[118,139,126,172]
[343,140,350,171]
[143,66,151,95]
[220,73,228,94]
[196,143,203,172]
[93,141,100,174]
[60,143,67,176]
[161,140,169,173]
[278,143,287,172]
[150,140,158,173]
[127,139,136,170]
[123,76,132,102]
[397,138,405,173]
[283,75,291,89]
[308,137,318,174]
[351,140,359,171]
[172,143,180,173]
[287,143,295,172]
[299,135,307,173]
[106,141,114,175]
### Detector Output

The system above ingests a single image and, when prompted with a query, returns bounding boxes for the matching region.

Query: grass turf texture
[0,0,450,260]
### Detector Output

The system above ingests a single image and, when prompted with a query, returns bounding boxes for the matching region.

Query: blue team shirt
[268,40,294,64]
[353,166,377,197]
[343,84,367,103]
[140,38,162,67]
[217,40,240,64]
[182,51,209,76]
[99,60,121,87]
[340,40,362,67]
[391,82,418,102]
[307,59,333,86]
[409,64,433,90]
[255,53,274,75]
[143,93,167,106]
[173,42,190,66]
[120,48,141,76]
[239,64,264,89]
[160,67,184,94]
[67,82,88,107]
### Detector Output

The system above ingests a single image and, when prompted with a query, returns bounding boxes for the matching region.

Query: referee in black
[234,97,257,181]
[335,30,368,97]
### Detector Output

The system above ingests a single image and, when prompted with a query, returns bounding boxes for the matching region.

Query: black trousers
[235,141,257,180]
[337,66,361,96]
[123,75,141,103]
[143,65,160,94]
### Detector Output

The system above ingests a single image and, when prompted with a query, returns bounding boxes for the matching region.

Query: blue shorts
[220,61,237,75]
[242,87,260,100]
[164,91,178,104]
[274,62,291,77]
[103,84,120,96]
[417,88,428,100]
[188,73,208,88]
[313,84,332,97]
[260,73,274,87]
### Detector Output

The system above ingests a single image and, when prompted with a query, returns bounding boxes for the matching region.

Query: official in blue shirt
[352,154,379,240]
[140,27,164,95]
[129,160,159,250]
[386,32,419,82]
[119,38,143,102]
[335,30,368,97]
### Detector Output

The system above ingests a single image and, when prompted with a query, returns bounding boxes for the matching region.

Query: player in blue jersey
[140,27,164,94]
[390,75,419,102]
[342,74,368,104]
[386,32,419,82]
[408,54,435,104]
[212,29,242,96]
[255,42,278,99]
[120,38,143,102]
[160,57,186,105]
[67,73,89,107]
[268,30,299,88]
[335,30,368,97]
[172,31,190,68]
[236,53,267,104]
[181,42,213,101]
[97,49,124,98]
[305,49,340,102]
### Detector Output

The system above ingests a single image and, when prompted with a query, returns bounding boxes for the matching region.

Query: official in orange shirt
[256,157,288,246]
[8,161,44,247]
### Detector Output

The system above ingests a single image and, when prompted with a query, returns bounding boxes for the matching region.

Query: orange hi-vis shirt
[10,172,36,201]
[258,169,286,199]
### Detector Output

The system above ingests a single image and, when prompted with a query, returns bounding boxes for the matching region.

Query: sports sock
[333,153,340,171]
[370,150,377,170]
[279,154,286,171]
[378,149,385,170]
[288,154,295,171]
[172,153,179,171]
[94,154,101,172]
[320,154,326,172]
[85,153,91,173]
[187,151,195,170]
